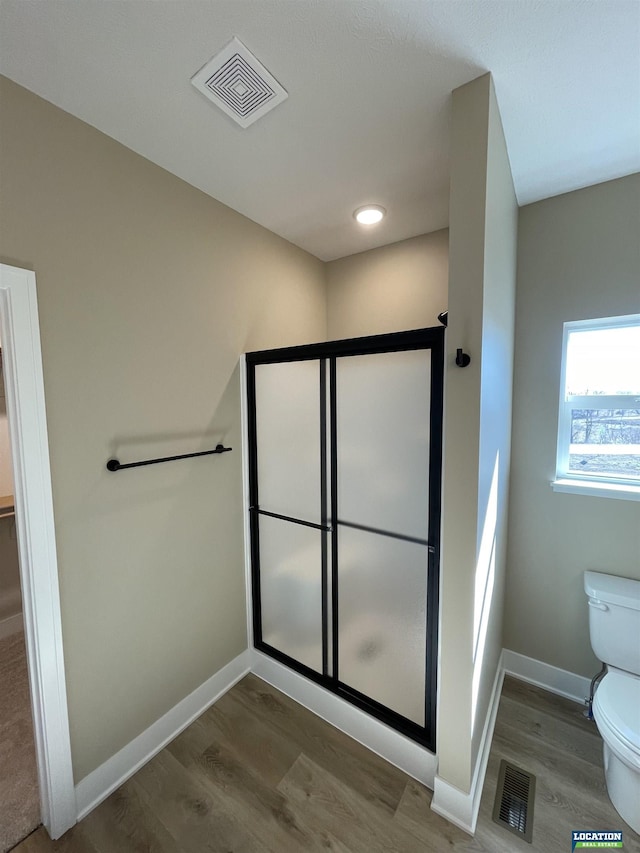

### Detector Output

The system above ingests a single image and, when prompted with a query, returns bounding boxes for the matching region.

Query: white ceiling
[1,0,638,261]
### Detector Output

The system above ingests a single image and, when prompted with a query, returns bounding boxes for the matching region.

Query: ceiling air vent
[191,37,288,128]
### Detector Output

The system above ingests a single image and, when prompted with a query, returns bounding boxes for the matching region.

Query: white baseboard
[0,611,23,641]
[431,649,590,834]
[431,652,505,835]
[251,650,437,789]
[72,643,592,836]
[75,650,252,821]
[502,649,591,705]
[431,776,478,835]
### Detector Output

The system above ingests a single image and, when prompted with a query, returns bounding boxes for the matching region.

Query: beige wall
[0,76,327,781]
[469,78,517,773]
[505,174,640,678]
[438,74,517,794]
[326,231,448,338]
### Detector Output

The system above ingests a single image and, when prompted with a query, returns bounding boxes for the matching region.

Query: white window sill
[551,478,640,502]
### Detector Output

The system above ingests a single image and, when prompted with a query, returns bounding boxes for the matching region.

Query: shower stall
[246,327,444,750]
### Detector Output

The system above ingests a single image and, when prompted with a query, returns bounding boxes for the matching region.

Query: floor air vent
[492,759,536,843]
[191,37,288,128]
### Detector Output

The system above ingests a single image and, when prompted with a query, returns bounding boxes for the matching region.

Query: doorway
[246,327,444,750]
[0,336,40,851]
[0,264,75,841]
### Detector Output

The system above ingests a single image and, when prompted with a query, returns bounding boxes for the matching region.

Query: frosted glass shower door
[251,359,327,674]
[335,349,431,726]
[247,327,443,749]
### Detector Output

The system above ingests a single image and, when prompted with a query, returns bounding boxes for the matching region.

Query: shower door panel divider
[246,327,444,752]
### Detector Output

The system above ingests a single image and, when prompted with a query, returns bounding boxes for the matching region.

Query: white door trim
[0,264,76,838]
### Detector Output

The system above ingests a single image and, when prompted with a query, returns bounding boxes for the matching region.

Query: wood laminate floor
[12,674,640,852]
[0,631,40,853]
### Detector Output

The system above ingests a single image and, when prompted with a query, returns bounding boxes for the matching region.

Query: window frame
[553,313,640,501]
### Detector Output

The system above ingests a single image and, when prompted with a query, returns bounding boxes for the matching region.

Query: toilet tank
[584,571,640,675]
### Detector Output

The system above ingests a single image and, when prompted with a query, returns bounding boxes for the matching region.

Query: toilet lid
[594,672,640,754]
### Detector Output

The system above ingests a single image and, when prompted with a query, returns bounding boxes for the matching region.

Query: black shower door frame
[246,326,444,752]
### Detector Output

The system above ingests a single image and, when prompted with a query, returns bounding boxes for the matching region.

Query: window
[553,314,640,500]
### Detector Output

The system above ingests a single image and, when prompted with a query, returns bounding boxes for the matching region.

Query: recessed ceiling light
[354,204,386,225]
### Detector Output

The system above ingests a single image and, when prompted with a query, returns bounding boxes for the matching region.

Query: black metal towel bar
[106,444,232,472]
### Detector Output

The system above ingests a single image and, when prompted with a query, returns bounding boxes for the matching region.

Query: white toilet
[585,570,640,834]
